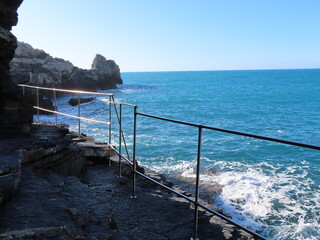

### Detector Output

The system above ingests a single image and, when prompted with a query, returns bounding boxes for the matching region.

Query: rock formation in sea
[0,0,33,135]
[10,42,123,91]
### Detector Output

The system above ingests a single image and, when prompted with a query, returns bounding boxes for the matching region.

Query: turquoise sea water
[42,69,320,240]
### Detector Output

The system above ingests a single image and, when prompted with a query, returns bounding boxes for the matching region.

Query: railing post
[36,88,40,122]
[108,95,112,166]
[77,93,81,138]
[110,95,132,162]
[192,126,202,240]
[53,89,57,125]
[118,103,122,177]
[131,105,138,199]
[22,86,25,96]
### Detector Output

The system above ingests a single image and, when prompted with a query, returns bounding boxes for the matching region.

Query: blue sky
[13,0,320,72]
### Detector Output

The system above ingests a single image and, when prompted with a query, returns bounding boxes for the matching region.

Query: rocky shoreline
[0,123,256,239]
[10,42,123,91]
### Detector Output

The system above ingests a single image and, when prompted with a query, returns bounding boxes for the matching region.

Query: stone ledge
[74,141,114,158]
[0,226,81,240]
[0,172,20,204]
[0,123,94,206]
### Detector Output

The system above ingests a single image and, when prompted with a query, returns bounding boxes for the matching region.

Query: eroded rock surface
[0,123,87,206]
[0,0,33,135]
[0,161,255,240]
[10,42,123,91]
[0,123,256,239]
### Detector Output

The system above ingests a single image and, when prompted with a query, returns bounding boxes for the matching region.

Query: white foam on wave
[180,160,320,239]
[116,85,156,94]
[178,161,320,240]
[144,156,195,174]
[99,97,115,104]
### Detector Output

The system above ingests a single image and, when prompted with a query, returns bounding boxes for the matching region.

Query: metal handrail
[133,111,320,240]
[33,106,111,125]
[18,84,133,163]
[137,112,320,151]
[110,96,134,167]
[18,84,320,240]
[18,84,114,96]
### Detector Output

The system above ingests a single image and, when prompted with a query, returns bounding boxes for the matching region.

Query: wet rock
[69,97,95,106]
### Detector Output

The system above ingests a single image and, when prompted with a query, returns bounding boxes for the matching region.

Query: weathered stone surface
[0,0,23,30]
[0,136,22,205]
[0,124,258,240]
[0,172,21,205]
[10,41,123,91]
[75,141,114,158]
[91,54,121,81]
[17,123,87,177]
[0,0,33,135]
[0,167,92,239]
[0,160,256,240]
[0,226,77,240]
[0,151,20,175]
[0,122,121,206]
[0,123,87,205]
[0,123,257,239]
[0,98,33,135]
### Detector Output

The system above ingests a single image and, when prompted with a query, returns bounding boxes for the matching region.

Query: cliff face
[0,0,33,135]
[10,42,123,91]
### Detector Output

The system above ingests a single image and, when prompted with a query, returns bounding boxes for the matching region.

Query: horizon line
[121,67,320,74]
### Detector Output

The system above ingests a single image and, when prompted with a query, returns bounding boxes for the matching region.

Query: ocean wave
[205,161,320,239]
[151,159,320,239]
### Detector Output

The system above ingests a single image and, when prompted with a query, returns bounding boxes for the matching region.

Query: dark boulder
[68,97,95,106]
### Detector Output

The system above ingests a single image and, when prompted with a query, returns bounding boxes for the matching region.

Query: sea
[40,69,320,240]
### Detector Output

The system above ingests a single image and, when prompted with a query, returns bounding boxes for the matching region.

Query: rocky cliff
[10,42,123,91]
[0,0,33,135]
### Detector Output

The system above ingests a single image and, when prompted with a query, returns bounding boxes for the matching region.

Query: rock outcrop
[68,97,95,106]
[10,42,123,91]
[0,122,115,206]
[0,0,33,135]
